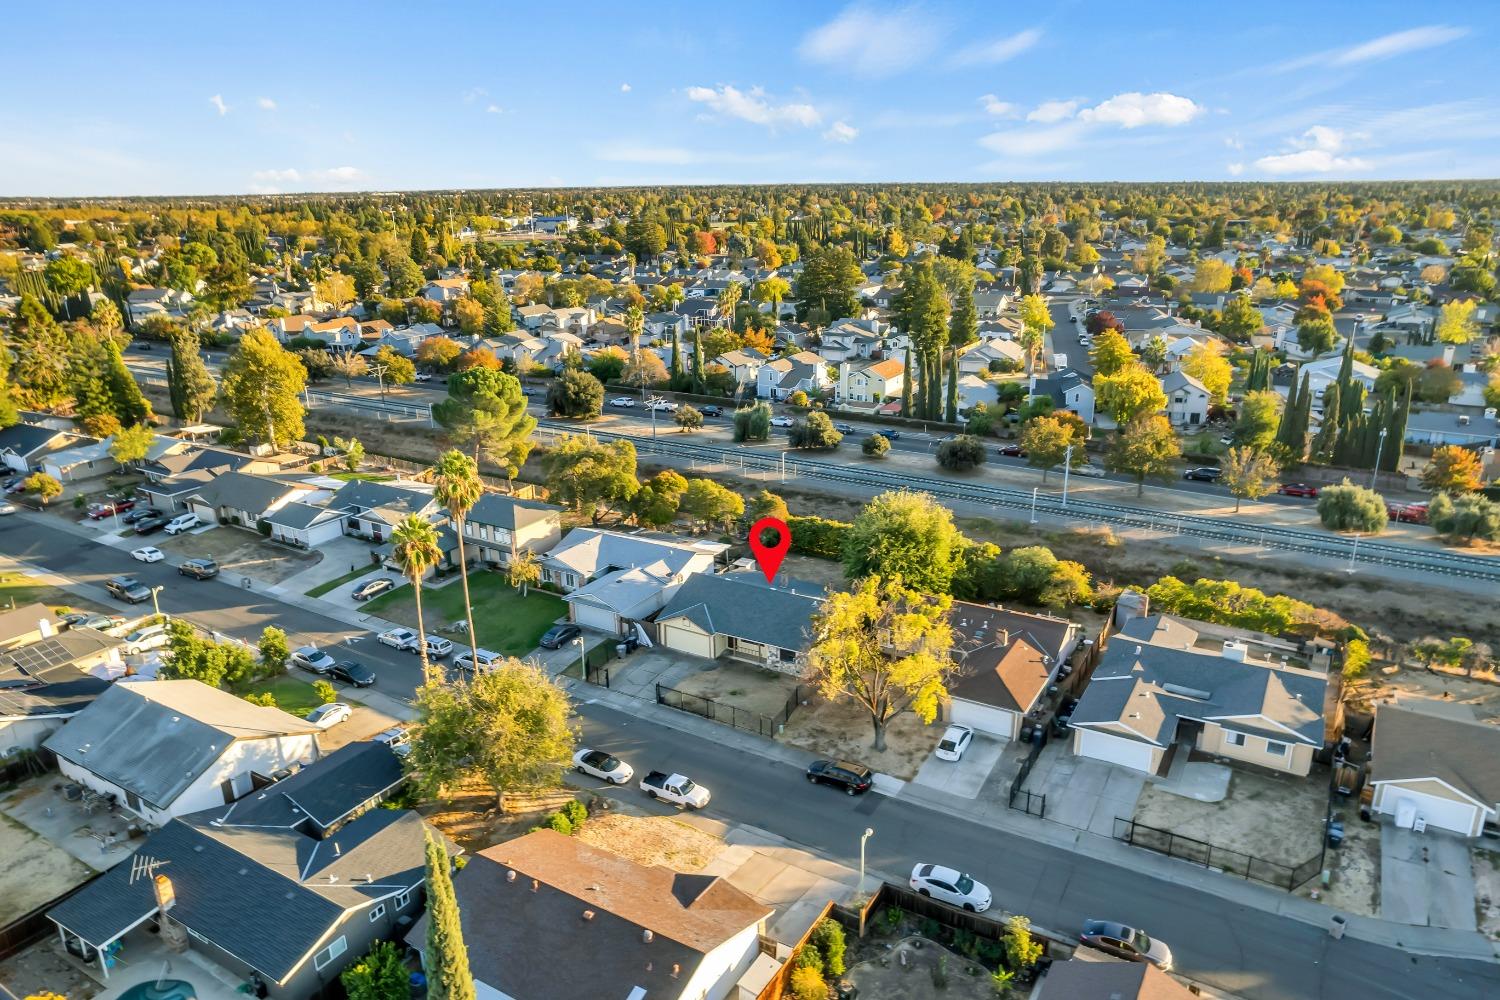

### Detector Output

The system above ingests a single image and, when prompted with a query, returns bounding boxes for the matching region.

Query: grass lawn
[0,570,89,614]
[306,564,380,598]
[329,471,396,482]
[239,675,332,718]
[362,572,565,656]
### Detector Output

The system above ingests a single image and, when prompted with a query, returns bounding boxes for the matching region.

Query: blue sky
[2,1,1495,195]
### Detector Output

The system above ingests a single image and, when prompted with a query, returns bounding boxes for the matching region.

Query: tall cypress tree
[424,830,476,1000]
[101,339,152,426]
[691,329,705,393]
[944,349,959,424]
[1311,380,1340,463]
[900,347,913,417]
[1275,368,1301,451]
[1384,383,1411,472]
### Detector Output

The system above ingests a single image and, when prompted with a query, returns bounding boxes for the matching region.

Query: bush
[562,799,588,829]
[789,411,843,449]
[786,514,851,559]
[243,691,277,708]
[787,390,811,407]
[1003,915,1043,972]
[810,918,847,977]
[313,679,338,704]
[788,965,828,1000]
[1146,576,1317,635]
[862,433,890,458]
[733,401,772,442]
[1316,478,1386,533]
[259,626,289,672]
[1343,639,1372,679]
[544,811,574,836]
[936,434,987,471]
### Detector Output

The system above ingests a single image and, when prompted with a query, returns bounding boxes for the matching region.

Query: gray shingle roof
[654,571,823,651]
[44,680,320,810]
[468,493,560,531]
[329,480,436,518]
[263,501,341,530]
[210,741,405,834]
[185,471,306,515]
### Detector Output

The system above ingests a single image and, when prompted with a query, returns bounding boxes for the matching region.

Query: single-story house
[1404,410,1500,448]
[208,740,407,839]
[946,602,1082,741]
[1160,369,1211,426]
[1029,370,1096,424]
[407,829,770,1000]
[0,424,89,476]
[654,571,823,674]
[49,798,437,1000]
[1368,699,1500,838]
[0,629,115,753]
[1069,621,1327,777]
[0,602,61,652]
[263,501,348,549]
[328,479,443,543]
[184,472,318,529]
[41,439,115,483]
[1273,355,1377,410]
[540,528,725,594]
[463,493,563,567]
[44,679,321,826]
[1038,958,1197,999]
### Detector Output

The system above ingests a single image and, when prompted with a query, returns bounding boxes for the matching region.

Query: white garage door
[660,623,717,659]
[305,518,345,547]
[1075,729,1157,773]
[571,602,620,635]
[1382,788,1479,836]
[950,700,1016,740]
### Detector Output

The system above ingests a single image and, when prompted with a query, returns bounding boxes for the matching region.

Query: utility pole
[1062,444,1074,506]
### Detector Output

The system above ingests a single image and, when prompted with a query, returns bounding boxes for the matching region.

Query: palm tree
[391,514,443,682]
[432,450,483,668]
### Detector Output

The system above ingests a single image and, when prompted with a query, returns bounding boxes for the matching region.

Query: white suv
[164,512,200,535]
[454,647,501,673]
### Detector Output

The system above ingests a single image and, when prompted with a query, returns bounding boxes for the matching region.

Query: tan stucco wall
[1196,724,1314,776]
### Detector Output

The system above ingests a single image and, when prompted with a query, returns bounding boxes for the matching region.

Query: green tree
[341,940,409,1000]
[789,411,843,449]
[1017,294,1053,375]
[679,478,745,533]
[90,297,123,338]
[993,547,1092,608]
[9,296,71,409]
[374,345,416,385]
[109,423,154,467]
[753,276,791,320]
[44,256,95,310]
[410,660,575,804]
[101,339,152,426]
[806,576,955,751]
[1428,492,1500,543]
[258,626,289,674]
[674,404,703,432]
[1182,342,1231,406]
[586,346,628,383]
[23,472,62,505]
[0,345,19,429]
[1296,313,1337,359]
[1316,479,1386,533]
[546,368,604,419]
[422,829,477,1000]
[1095,363,1167,424]
[1105,414,1182,496]
[432,450,485,666]
[167,328,218,422]
[810,919,847,977]
[1421,445,1484,495]
[733,401,772,442]
[935,434,986,471]
[506,548,542,596]
[1219,293,1263,341]
[894,263,950,419]
[1221,446,1279,512]
[862,433,890,458]
[794,246,863,322]
[1234,389,1284,453]
[220,328,306,447]
[843,490,962,594]
[745,489,789,525]
[434,368,536,476]
[541,434,638,521]
[1020,415,1077,482]
[392,514,444,681]
[1435,299,1479,345]
[1088,329,1134,377]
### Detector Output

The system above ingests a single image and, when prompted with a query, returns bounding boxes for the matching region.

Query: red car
[1277,483,1319,498]
[86,499,136,519]
[1387,502,1428,524]
[998,444,1027,457]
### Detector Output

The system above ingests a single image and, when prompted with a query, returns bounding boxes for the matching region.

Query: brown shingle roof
[1039,959,1198,999]
[947,602,1075,713]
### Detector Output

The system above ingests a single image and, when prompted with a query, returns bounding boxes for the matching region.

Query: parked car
[1387,501,1429,524]
[909,863,992,912]
[538,623,582,649]
[573,748,634,785]
[883,430,902,441]
[374,726,412,756]
[647,399,678,412]
[178,558,219,580]
[1071,463,1106,478]
[422,635,454,659]
[0,502,16,516]
[133,514,170,535]
[121,623,169,655]
[378,627,420,650]
[131,546,165,563]
[770,415,795,427]
[997,443,1026,457]
[700,405,723,417]
[306,702,353,730]
[805,759,874,795]
[833,423,857,434]
[82,613,128,631]
[122,506,160,524]
[640,770,710,809]
[454,647,502,673]
[329,660,377,687]
[290,645,336,674]
[87,498,135,519]
[1079,920,1174,971]
[4,479,27,495]
[352,577,396,601]
[934,725,974,762]
[59,612,90,629]
[163,512,200,535]
[105,576,152,604]
[1182,467,1222,483]
[608,397,636,408]
[1277,483,1319,498]
[413,372,433,382]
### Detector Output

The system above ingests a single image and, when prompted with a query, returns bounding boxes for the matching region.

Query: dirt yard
[672,661,804,721]
[1348,664,1500,723]
[1309,815,1381,918]
[575,812,721,871]
[0,810,97,925]
[156,527,321,584]
[781,695,939,780]
[1132,768,1327,870]
[0,938,102,1000]
[847,936,1000,1000]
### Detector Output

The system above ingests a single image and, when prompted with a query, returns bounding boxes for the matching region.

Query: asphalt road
[1047,299,1094,377]
[6,516,1496,999]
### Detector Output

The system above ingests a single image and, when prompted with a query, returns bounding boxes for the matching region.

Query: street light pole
[1030,487,1038,525]
[573,636,586,678]
[1062,444,1074,506]
[1369,428,1388,490]
[149,586,164,620]
[1346,534,1361,575]
[858,827,874,900]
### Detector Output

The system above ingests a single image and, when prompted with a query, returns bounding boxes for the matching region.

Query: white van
[164,512,200,535]
[122,623,169,655]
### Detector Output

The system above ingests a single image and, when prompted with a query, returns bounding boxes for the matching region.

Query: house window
[1224,732,1246,748]
[369,904,386,923]
[395,889,412,909]
[1264,739,1289,757]
[313,936,347,971]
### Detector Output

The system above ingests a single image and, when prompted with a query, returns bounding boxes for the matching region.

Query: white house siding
[1372,780,1485,837]
[680,922,764,1000]
[1073,729,1160,774]
[570,602,622,635]
[270,517,344,549]
[0,715,69,754]
[948,700,1019,741]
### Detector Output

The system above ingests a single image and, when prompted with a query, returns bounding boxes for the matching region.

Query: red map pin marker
[748,516,791,583]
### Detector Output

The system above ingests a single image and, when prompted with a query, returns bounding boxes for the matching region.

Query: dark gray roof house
[208,740,406,838]
[0,630,114,751]
[329,479,441,534]
[0,424,87,472]
[654,570,824,665]
[468,493,561,531]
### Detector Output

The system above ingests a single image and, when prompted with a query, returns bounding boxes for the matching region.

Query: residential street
[5,516,1496,1000]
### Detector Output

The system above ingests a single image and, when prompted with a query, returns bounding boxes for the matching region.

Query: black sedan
[538,623,582,649]
[134,514,170,535]
[1182,467,1222,483]
[329,660,377,687]
[805,759,874,795]
[700,405,723,417]
[352,577,396,601]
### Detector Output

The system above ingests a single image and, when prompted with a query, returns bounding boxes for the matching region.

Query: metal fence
[1112,816,1322,891]
[1007,735,1048,818]
[655,682,803,740]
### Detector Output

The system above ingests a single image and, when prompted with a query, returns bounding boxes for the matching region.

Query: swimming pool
[118,979,197,1000]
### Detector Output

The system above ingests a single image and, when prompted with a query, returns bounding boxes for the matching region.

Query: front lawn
[329,471,396,482]
[239,675,331,718]
[306,564,380,598]
[0,571,89,615]
[361,572,565,656]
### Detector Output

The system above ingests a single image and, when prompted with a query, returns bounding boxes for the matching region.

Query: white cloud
[979,95,1018,118]
[462,87,488,103]
[620,83,632,93]
[208,94,229,116]
[317,166,365,183]
[486,104,503,114]
[1078,92,1202,128]
[979,121,1088,157]
[1254,149,1372,174]
[253,168,300,183]
[1026,100,1078,123]
[1224,135,1243,150]
[799,4,943,77]
[823,121,859,143]
[256,97,276,111]
[249,165,367,192]
[1334,25,1468,65]
[685,85,820,128]
[950,27,1042,67]
[1296,125,1349,152]
[1226,162,1245,176]
[593,141,789,166]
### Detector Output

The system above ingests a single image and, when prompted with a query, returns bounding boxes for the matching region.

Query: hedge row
[787,514,852,560]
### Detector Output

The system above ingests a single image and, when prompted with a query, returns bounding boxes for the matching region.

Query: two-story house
[1160,370,1212,426]
[463,494,563,568]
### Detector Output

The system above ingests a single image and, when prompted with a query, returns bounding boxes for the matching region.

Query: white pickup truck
[640,770,711,809]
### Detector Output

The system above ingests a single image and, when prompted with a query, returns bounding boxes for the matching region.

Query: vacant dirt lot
[1475,846,1500,941]
[848,936,998,1000]
[782,695,938,780]
[1133,768,1326,870]
[156,527,321,584]
[0,811,97,925]
[575,812,721,871]
[1349,665,1500,723]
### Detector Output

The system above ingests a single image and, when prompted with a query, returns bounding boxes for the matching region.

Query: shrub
[810,918,847,977]
[936,434,986,471]
[243,691,277,708]
[862,433,890,458]
[788,390,810,407]
[788,411,842,449]
[258,626,289,672]
[1343,639,1371,679]
[1315,478,1386,533]
[793,944,824,975]
[788,965,828,1000]
[786,514,851,559]
[562,799,588,829]
[1146,576,1317,635]
[1003,915,1043,972]
[544,811,573,836]
[733,402,772,442]
[313,679,338,704]
[882,905,904,935]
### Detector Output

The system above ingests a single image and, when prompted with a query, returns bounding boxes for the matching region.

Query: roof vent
[238,867,248,876]
[1163,683,1213,701]
[193,845,204,853]
[506,870,516,882]
[672,964,681,979]
[531,878,539,893]
[642,929,654,944]
[327,875,338,883]
[583,910,595,921]
[333,842,341,856]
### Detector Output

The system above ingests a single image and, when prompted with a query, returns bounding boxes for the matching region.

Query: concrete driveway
[912,732,1006,799]
[1026,742,1145,836]
[1380,824,1477,929]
